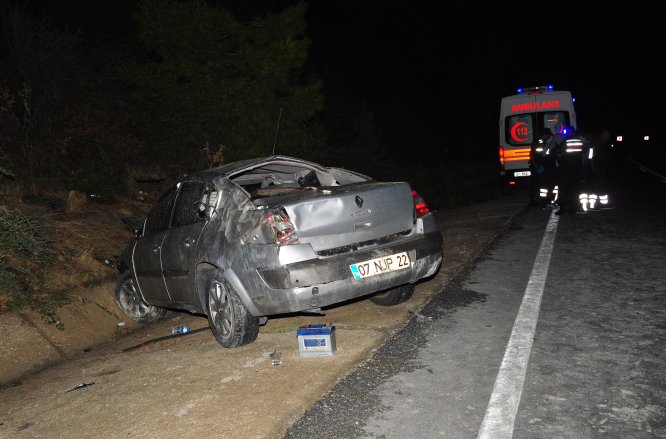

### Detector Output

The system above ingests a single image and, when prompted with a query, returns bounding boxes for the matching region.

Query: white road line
[630,157,666,183]
[477,211,560,439]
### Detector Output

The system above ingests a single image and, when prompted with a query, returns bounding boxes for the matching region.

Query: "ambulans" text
[511,100,560,112]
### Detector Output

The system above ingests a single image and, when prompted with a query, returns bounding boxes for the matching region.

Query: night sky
[23,0,666,160]
[307,2,664,158]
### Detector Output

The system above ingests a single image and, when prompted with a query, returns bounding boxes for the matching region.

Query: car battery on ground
[297,323,336,357]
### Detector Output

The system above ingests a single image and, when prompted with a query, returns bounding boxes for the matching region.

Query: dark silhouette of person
[592,129,612,188]
[555,127,586,215]
[528,128,553,206]
[539,126,564,209]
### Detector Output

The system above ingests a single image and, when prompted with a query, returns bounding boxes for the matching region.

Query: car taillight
[412,190,430,218]
[499,146,505,164]
[264,207,299,245]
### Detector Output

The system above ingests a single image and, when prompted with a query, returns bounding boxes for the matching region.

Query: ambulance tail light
[499,146,505,164]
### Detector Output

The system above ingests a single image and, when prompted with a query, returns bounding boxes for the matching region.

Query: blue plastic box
[296,324,336,357]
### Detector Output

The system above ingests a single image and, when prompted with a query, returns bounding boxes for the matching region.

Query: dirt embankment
[0,192,526,439]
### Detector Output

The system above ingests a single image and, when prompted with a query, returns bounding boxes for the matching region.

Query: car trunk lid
[269,182,414,252]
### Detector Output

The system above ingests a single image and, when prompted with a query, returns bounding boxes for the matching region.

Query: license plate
[350,252,411,280]
[514,171,531,177]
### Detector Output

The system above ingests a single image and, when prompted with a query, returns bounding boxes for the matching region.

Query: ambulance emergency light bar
[517,85,554,94]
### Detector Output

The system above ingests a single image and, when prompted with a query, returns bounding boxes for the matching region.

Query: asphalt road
[284,158,666,437]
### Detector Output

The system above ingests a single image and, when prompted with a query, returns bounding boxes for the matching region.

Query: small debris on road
[65,382,95,393]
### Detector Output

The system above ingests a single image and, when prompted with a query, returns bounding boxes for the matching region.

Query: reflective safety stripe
[566,148,583,152]
[503,148,531,162]
[579,193,604,210]
[589,148,594,159]
[579,193,589,211]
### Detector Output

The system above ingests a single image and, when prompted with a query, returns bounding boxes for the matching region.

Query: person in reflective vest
[538,127,564,209]
[529,129,552,206]
[554,127,586,215]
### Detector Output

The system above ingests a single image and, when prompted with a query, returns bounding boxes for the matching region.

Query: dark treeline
[0,0,396,198]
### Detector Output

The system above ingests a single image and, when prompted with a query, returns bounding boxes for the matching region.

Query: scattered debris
[94,255,119,268]
[171,324,190,334]
[121,327,209,352]
[270,349,282,366]
[117,322,126,327]
[66,382,95,393]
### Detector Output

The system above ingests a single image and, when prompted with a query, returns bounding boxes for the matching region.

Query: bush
[0,207,66,328]
[0,207,52,262]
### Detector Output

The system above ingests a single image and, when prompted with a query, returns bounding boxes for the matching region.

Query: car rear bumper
[229,231,443,315]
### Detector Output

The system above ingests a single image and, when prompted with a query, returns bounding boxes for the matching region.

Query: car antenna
[272,106,283,155]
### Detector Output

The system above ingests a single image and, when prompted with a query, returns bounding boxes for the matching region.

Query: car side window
[171,182,206,228]
[201,187,220,219]
[144,186,178,235]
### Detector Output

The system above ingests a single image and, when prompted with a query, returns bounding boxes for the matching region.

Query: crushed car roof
[195,155,326,178]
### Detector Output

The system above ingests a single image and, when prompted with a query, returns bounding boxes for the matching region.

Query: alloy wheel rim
[120,278,150,318]
[210,281,232,338]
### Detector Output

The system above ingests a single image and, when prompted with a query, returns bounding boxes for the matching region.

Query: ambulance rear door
[499,89,576,182]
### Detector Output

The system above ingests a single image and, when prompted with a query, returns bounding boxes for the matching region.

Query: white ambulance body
[499,85,576,187]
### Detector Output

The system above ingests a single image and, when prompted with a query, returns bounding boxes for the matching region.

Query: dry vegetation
[0,181,166,323]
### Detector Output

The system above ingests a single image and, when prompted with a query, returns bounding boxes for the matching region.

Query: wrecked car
[115,155,443,348]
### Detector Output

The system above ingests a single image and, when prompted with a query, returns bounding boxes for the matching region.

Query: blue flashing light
[563,128,568,135]
[572,97,576,102]
[517,88,524,94]
[547,84,554,90]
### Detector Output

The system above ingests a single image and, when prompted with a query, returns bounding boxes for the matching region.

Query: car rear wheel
[114,271,167,323]
[369,283,415,306]
[207,272,259,348]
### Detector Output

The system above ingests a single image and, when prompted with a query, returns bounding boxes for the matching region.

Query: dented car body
[115,156,443,348]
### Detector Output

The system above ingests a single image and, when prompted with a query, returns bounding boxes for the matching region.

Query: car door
[160,181,210,305]
[133,186,178,303]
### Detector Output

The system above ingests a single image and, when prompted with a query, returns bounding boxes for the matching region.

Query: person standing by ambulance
[592,129,612,188]
[555,127,586,215]
[529,128,553,206]
[540,126,564,209]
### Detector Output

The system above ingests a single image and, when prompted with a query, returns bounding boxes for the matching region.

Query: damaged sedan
[115,156,443,348]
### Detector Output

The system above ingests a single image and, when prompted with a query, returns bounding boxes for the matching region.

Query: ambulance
[499,85,576,189]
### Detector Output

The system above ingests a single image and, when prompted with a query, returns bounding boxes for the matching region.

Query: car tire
[369,283,415,306]
[207,271,259,348]
[114,271,167,324]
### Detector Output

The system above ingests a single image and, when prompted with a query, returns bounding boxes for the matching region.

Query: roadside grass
[0,193,151,328]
